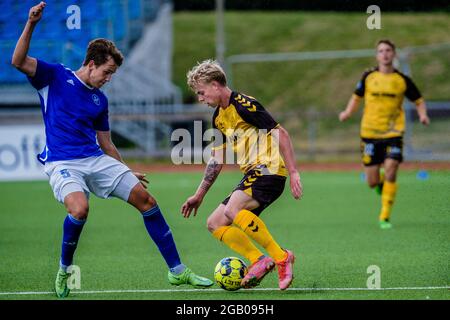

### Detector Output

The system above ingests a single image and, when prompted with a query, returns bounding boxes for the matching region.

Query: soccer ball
[214,256,248,291]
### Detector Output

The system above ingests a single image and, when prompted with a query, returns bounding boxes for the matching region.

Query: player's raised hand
[133,171,149,188]
[181,195,202,218]
[29,2,46,24]
[289,170,303,200]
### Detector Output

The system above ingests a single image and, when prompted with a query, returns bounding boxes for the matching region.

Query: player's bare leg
[64,191,89,220]
[365,163,385,195]
[384,158,400,183]
[222,190,260,221]
[127,182,157,212]
[206,204,233,233]
[364,164,381,189]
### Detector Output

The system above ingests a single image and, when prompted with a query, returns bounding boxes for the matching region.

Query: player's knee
[129,185,157,212]
[223,207,237,221]
[206,223,215,233]
[140,192,157,212]
[206,216,218,233]
[207,217,231,233]
[69,204,89,220]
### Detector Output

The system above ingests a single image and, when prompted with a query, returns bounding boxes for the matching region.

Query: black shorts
[360,137,403,166]
[222,167,286,216]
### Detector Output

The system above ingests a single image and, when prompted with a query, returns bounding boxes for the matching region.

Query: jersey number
[60,169,71,178]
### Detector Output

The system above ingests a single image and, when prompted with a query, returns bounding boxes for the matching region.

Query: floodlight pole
[216,0,226,67]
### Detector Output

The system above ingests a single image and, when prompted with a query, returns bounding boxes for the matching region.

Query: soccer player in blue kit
[12,2,213,298]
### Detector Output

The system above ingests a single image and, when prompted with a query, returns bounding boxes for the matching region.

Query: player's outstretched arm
[339,95,361,122]
[415,100,430,125]
[97,130,149,188]
[181,149,224,218]
[97,130,125,162]
[274,126,303,200]
[11,1,46,76]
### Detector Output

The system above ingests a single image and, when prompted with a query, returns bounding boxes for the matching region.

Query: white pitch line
[0,286,449,296]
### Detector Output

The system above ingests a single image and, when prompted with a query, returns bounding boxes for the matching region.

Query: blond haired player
[181,60,303,290]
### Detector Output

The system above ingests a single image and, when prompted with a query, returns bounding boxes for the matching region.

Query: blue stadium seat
[80,0,110,20]
[65,28,86,41]
[129,0,143,20]
[112,7,127,41]
[0,44,14,65]
[34,20,66,40]
[2,64,27,84]
[0,2,13,19]
[0,0,151,84]
[0,22,5,37]
[0,7,13,22]
[91,20,111,39]
[1,21,22,40]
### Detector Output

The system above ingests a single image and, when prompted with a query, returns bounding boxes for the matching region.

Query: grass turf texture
[0,171,448,300]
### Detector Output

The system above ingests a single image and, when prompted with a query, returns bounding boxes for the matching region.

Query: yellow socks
[212,226,262,265]
[379,170,385,184]
[379,181,397,221]
[233,209,287,263]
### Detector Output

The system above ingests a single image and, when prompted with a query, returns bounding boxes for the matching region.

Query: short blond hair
[186,59,227,90]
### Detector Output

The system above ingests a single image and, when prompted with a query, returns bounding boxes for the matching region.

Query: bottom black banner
[0,299,441,318]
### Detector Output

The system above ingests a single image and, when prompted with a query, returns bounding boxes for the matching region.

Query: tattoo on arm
[199,158,222,193]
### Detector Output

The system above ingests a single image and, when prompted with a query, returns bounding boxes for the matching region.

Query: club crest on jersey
[92,94,100,105]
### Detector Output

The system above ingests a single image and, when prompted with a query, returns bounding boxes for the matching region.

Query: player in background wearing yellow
[339,40,430,229]
[181,60,303,290]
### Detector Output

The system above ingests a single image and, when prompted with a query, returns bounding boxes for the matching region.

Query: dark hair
[83,38,124,67]
[376,39,396,51]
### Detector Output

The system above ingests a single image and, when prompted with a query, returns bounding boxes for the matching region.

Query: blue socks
[59,206,184,275]
[60,214,86,270]
[142,206,184,272]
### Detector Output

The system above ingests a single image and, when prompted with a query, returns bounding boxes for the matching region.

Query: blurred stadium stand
[0,0,205,156]
[0,0,162,84]
[2,1,447,160]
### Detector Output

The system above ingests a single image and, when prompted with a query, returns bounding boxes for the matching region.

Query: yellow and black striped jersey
[353,67,423,139]
[212,91,287,177]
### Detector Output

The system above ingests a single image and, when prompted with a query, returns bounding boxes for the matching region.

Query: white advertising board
[0,125,47,181]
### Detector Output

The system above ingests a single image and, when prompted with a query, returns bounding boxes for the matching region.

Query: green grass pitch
[0,170,448,300]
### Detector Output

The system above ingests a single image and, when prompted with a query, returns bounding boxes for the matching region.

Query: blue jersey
[27,59,109,163]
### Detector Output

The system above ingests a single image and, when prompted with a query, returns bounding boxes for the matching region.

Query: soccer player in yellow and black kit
[339,39,430,229]
[181,59,303,290]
